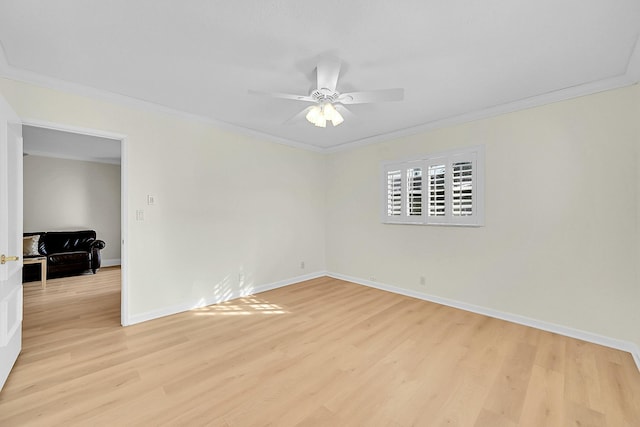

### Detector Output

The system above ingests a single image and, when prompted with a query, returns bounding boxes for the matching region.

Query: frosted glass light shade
[306,106,322,124]
[306,103,344,127]
[330,109,344,126]
[315,115,327,127]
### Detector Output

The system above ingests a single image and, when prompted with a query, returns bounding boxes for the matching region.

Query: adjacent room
[0,1,639,426]
[21,125,121,286]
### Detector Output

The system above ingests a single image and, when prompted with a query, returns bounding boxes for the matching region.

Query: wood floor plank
[519,365,564,427]
[1,268,639,426]
[474,408,519,427]
[482,341,537,423]
[564,339,605,414]
[564,400,607,427]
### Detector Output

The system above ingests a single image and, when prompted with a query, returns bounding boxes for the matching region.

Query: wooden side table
[24,256,47,289]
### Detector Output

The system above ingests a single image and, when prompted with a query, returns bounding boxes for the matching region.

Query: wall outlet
[300,261,305,269]
[135,210,144,221]
[147,195,155,205]
[420,276,426,286]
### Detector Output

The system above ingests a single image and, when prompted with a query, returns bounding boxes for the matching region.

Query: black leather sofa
[23,230,106,282]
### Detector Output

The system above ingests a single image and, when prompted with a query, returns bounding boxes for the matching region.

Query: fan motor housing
[312,88,340,103]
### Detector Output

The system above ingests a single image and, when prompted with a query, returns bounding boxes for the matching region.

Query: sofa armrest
[90,240,106,250]
[89,240,106,273]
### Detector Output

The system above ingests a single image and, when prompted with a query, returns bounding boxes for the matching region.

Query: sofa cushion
[23,235,41,256]
[48,251,91,265]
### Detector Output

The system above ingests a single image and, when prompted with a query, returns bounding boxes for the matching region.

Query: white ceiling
[23,125,121,165]
[1,1,640,151]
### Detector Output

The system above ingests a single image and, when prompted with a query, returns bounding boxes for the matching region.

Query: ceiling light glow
[305,106,322,124]
[306,103,344,127]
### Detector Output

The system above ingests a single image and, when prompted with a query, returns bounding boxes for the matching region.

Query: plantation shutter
[383,162,425,223]
[406,165,423,219]
[382,146,483,226]
[427,163,446,219]
[386,169,402,217]
[450,152,477,225]
[425,157,448,224]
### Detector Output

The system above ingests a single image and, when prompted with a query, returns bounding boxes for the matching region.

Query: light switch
[136,210,145,221]
[147,195,155,205]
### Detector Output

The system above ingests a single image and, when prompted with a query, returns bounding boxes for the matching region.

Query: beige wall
[23,155,121,262]
[326,84,640,349]
[3,76,638,351]
[0,77,326,319]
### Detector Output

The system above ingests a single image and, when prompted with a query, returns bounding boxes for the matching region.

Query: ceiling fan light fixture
[323,103,342,126]
[249,57,404,128]
[329,107,344,126]
[306,105,322,124]
[323,102,336,118]
[306,104,336,128]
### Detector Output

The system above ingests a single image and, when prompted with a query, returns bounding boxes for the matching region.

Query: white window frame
[381,145,485,226]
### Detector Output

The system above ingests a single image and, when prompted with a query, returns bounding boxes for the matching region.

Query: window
[381,146,484,226]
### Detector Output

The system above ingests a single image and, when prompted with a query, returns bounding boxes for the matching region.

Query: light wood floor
[1,269,639,426]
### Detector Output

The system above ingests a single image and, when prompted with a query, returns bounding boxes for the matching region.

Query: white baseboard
[124,269,640,372]
[102,258,121,267]
[127,271,327,326]
[327,272,640,373]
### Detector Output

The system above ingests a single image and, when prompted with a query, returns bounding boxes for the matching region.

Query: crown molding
[326,77,638,153]
[327,37,640,153]
[0,43,324,154]
[326,34,640,153]
[2,36,639,155]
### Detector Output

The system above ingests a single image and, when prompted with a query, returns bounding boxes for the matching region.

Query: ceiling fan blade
[316,57,341,92]
[284,106,314,125]
[338,88,404,104]
[248,89,315,102]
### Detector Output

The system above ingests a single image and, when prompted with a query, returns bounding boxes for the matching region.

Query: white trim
[327,33,640,153]
[326,272,640,373]
[20,119,127,141]
[120,137,129,326]
[2,37,639,154]
[21,120,123,164]
[127,271,327,325]
[101,259,121,267]
[0,46,322,154]
[327,76,639,153]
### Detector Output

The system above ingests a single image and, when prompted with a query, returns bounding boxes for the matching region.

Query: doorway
[21,120,128,325]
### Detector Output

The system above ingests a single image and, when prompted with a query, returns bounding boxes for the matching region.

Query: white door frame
[20,119,130,326]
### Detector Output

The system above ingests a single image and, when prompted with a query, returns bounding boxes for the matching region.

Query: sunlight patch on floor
[192,296,287,316]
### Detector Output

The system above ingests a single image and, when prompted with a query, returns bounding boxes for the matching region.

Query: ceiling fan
[249,57,404,127]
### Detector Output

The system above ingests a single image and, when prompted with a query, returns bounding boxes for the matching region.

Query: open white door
[0,95,23,391]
